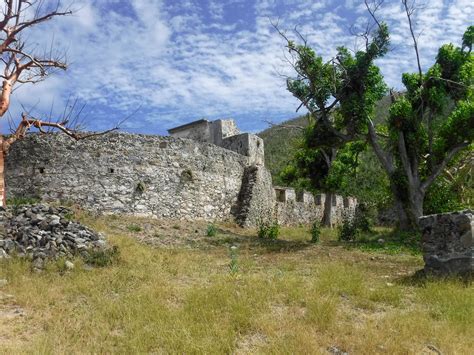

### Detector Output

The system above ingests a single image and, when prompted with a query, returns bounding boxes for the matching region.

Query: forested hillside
[258,115,309,186]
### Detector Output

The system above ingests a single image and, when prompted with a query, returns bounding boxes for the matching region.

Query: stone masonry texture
[419,210,473,276]
[6,129,356,227]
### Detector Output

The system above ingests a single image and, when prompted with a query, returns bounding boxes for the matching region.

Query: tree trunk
[0,80,13,117]
[406,188,425,230]
[392,195,411,231]
[0,135,6,207]
[389,179,425,232]
[322,192,333,227]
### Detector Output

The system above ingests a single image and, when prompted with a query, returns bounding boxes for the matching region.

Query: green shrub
[310,221,321,243]
[354,203,372,232]
[135,181,146,193]
[84,246,120,267]
[338,219,358,242]
[257,219,280,240]
[206,224,217,237]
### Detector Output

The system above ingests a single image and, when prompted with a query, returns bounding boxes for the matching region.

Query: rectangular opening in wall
[159,142,167,148]
[296,190,304,202]
[343,197,350,208]
[38,167,45,174]
[332,194,337,206]
[108,168,115,174]
[315,195,322,205]
[275,189,286,203]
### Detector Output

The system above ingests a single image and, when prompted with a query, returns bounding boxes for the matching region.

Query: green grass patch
[0,217,471,354]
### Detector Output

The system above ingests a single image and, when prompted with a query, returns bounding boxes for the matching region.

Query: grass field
[1,213,473,354]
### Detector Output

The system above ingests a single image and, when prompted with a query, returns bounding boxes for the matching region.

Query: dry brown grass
[1,213,473,354]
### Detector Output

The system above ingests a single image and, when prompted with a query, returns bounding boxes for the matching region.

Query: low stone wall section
[273,189,357,226]
[419,210,473,276]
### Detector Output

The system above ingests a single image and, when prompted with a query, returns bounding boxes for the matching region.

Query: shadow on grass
[202,228,312,253]
[337,228,422,255]
[397,269,473,287]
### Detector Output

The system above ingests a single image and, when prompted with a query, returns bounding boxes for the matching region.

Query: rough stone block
[296,191,314,204]
[285,188,296,202]
[419,210,473,276]
[221,133,264,166]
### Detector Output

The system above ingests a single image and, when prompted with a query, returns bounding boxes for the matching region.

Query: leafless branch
[402,0,423,79]
[364,0,384,29]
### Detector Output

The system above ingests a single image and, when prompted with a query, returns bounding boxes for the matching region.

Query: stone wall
[232,166,274,227]
[220,133,265,166]
[6,133,249,222]
[273,189,357,226]
[167,119,211,142]
[419,210,473,276]
[5,130,356,227]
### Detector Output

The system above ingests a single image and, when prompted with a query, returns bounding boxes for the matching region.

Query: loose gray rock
[65,260,75,270]
[0,248,9,259]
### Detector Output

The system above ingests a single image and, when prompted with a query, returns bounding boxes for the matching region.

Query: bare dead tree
[0,1,76,206]
[0,1,126,207]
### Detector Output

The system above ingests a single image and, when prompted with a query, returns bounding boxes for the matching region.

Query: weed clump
[206,223,217,237]
[127,224,142,233]
[338,218,358,242]
[6,196,41,206]
[84,246,120,267]
[229,245,239,274]
[310,221,321,243]
[257,219,280,240]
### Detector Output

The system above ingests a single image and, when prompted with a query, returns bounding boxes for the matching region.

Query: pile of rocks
[0,204,107,267]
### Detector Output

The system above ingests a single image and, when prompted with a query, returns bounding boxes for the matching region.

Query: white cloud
[4,0,473,134]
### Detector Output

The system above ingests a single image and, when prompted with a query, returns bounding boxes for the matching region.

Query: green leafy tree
[280,126,365,226]
[281,1,473,230]
[380,18,473,228]
[277,1,388,226]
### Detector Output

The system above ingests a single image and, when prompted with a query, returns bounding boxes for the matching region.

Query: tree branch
[3,113,122,153]
[402,0,423,80]
[421,141,470,192]
[367,119,394,174]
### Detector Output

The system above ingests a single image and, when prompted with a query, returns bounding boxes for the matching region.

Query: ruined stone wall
[168,120,211,142]
[5,132,356,227]
[220,133,265,166]
[6,133,249,222]
[232,166,274,227]
[274,190,356,226]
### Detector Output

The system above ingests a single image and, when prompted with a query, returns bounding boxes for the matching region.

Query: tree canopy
[281,3,473,230]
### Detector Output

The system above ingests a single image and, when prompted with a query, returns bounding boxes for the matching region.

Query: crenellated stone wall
[5,119,356,227]
[273,188,357,226]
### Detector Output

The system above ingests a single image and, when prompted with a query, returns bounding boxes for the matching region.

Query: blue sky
[8,0,473,135]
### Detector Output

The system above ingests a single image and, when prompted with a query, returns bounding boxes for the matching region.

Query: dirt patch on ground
[101,216,315,253]
[0,289,30,350]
